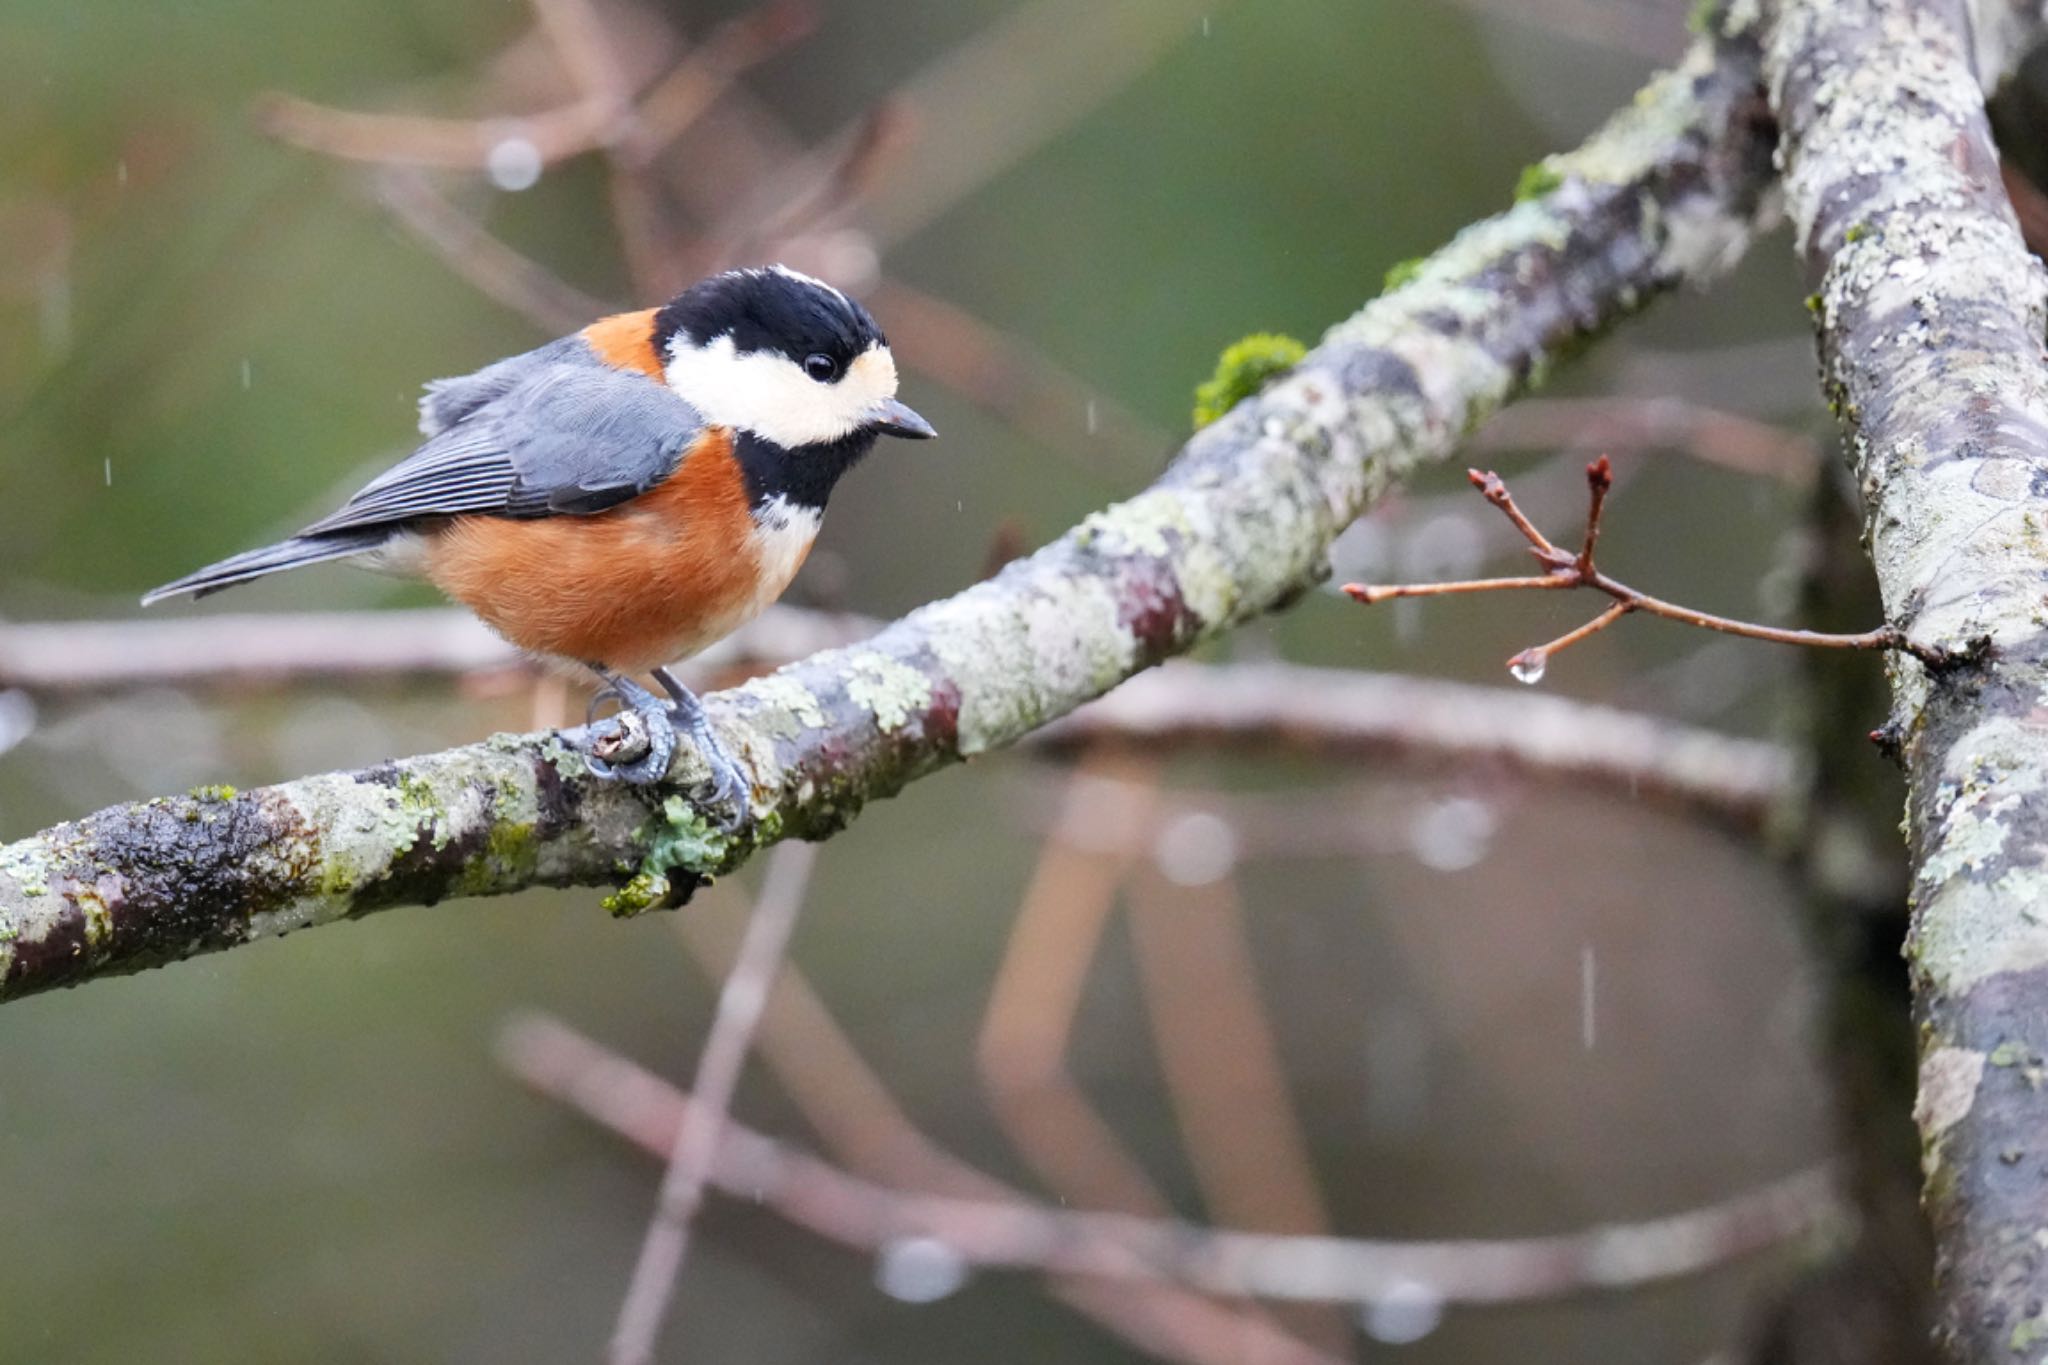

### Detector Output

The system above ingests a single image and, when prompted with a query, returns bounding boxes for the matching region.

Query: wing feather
[300,364,704,535]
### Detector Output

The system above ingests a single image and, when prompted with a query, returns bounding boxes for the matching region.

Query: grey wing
[416,336,581,437]
[301,364,706,537]
[497,365,709,516]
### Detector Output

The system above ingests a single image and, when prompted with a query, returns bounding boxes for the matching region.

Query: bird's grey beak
[869,397,937,439]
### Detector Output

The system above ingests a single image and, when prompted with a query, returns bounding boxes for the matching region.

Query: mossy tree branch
[1760,0,2048,1354]
[0,27,1787,1001]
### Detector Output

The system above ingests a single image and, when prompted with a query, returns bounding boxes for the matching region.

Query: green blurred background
[0,1,1856,1361]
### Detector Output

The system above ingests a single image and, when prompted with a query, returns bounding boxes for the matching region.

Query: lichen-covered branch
[1759,0,2048,1353]
[0,27,1780,1002]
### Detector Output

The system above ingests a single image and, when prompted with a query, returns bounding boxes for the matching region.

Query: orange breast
[422,431,806,671]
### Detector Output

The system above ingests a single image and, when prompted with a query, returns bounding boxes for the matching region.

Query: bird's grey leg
[652,665,751,829]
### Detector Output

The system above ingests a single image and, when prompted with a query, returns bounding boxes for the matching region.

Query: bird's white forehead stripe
[764,263,847,307]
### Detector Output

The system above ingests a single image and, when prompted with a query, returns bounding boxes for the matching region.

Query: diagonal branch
[609,843,818,1365]
[0,27,1790,1001]
[1760,0,2048,1352]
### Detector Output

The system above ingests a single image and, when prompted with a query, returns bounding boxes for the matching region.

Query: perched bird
[144,266,936,826]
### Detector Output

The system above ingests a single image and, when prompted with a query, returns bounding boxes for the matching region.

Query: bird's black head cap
[655,266,884,373]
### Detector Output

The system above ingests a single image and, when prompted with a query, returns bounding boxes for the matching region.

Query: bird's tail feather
[141,529,393,605]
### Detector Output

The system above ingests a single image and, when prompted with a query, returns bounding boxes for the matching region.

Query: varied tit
[144,265,936,828]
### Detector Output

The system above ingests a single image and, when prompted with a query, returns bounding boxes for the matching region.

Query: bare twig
[628,0,821,158]
[674,910,1348,1365]
[867,278,1172,468]
[715,102,917,267]
[374,169,615,332]
[251,90,618,169]
[254,0,814,175]
[0,604,873,692]
[501,1011,1843,1306]
[1345,457,1954,681]
[1125,864,1350,1351]
[609,842,820,1365]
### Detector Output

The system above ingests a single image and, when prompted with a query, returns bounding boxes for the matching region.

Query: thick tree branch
[1760,0,2048,1353]
[0,28,1783,1001]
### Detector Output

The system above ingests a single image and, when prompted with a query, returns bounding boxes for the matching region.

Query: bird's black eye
[802,353,839,382]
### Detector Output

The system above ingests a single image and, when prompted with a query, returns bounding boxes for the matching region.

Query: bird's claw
[578,677,752,832]
[696,747,752,833]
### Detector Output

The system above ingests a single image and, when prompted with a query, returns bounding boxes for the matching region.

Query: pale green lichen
[603,794,743,917]
[1079,489,1193,558]
[740,673,828,738]
[0,842,51,900]
[922,574,1137,755]
[2012,1314,2048,1353]
[1915,1046,1986,1183]
[845,651,932,733]
[75,877,115,950]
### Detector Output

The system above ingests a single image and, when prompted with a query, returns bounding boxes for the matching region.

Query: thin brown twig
[1124,865,1351,1352]
[977,756,1176,1217]
[715,101,917,267]
[1345,456,1965,680]
[374,168,615,332]
[251,90,618,169]
[528,0,634,122]
[254,0,814,176]
[629,0,821,159]
[869,278,1172,466]
[674,906,1349,1365]
[609,842,820,1365]
[499,1011,1843,1306]
[0,604,873,692]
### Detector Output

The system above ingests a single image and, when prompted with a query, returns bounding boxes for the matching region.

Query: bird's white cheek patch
[665,336,900,447]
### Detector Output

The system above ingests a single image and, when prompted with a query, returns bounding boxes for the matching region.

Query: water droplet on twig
[1407,797,1496,872]
[1361,1278,1444,1344]
[876,1237,969,1303]
[486,137,543,192]
[1509,649,1548,685]
[1153,810,1238,886]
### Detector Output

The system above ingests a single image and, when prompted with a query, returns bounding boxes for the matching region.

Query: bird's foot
[580,672,752,833]
[582,676,679,786]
